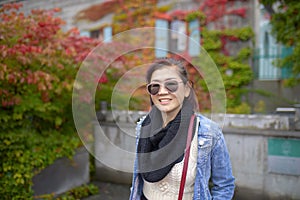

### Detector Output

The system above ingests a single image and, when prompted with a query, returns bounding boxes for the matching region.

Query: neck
[161,109,180,127]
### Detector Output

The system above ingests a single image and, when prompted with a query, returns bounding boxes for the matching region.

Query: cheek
[150,96,159,103]
[174,93,185,103]
[177,88,188,101]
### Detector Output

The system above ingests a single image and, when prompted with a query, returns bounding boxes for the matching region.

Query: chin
[159,107,177,114]
[155,106,168,112]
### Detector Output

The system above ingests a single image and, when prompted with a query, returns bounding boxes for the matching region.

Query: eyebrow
[151,77,178,82]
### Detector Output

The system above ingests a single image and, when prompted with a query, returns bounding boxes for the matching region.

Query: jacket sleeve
[210,130,235,199]
[129,117,146,200]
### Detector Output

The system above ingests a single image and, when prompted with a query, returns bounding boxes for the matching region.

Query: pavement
[82,181,131,200]
[82,181,260,200]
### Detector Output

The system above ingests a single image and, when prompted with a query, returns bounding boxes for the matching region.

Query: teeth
[160,99,170,102]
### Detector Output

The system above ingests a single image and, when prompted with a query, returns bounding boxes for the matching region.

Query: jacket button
[199,139,204,146]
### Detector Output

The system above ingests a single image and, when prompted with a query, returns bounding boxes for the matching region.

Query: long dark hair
[146,58,198,111]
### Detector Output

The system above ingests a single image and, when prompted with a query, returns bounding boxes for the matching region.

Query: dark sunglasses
[146,80,183,95]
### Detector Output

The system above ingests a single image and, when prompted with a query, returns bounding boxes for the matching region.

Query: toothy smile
[159,98,172,104]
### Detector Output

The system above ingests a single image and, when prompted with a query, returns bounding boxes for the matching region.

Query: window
[188,20,200,56]
[258,29,280,80]
[254,7,294,80]
[170,20,187,52]
[155,19,169,58]
[80,26,112,43]
[263,32,269,56]
[103,26,112,42]
[255,26,293,80]
[280,46,293,79]
[154,19,200,58]
[90,29,100,39]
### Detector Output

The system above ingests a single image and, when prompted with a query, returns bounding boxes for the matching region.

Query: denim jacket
[129,114,235,200]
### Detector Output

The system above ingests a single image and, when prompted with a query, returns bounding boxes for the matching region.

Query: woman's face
[149,66,190,118]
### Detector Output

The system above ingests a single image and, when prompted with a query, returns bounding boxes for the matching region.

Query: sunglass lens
[147,84,160,95]
[165,81,178,93]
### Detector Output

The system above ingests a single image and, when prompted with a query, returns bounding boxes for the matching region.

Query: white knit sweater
[143,133,198,200]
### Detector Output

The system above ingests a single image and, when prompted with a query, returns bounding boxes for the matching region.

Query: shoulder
[196,113,223,139]
[135,115,147,136]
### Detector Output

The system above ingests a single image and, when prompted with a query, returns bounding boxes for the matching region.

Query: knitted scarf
[137,98,195,182]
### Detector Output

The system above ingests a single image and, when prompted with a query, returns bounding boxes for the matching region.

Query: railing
[253,46,293,80]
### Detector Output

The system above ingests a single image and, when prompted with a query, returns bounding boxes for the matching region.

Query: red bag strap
[178,114,196,200]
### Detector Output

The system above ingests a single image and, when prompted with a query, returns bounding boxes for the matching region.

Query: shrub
[0,3,100,132]
[0,129,81,199]
[227,102,251,114]
[0,3,100,199]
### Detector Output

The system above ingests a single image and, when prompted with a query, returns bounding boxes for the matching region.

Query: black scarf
[137,98,195,182]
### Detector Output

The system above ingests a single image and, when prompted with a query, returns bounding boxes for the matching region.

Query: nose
[158,84,169,95]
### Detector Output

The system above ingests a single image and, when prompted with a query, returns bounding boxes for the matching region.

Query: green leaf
[55,117,63,126]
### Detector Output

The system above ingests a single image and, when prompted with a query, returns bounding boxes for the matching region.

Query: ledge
[223,127,300,138]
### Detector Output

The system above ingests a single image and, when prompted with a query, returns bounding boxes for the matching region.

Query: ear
[184,83,191,97]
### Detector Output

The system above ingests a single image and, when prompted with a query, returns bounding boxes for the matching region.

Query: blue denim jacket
[129,114,235,200]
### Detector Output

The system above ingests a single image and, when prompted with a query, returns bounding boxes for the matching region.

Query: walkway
[83,181,131,200]
[83,181,262,200]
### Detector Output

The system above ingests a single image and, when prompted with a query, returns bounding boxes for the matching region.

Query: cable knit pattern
[143,133,198,200]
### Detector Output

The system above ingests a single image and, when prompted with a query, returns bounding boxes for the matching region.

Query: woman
[129,58,235,200]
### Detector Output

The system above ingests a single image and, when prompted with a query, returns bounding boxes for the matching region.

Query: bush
[0,3,99,199]
[35,184,99,200]
[0,129,81,199]
[0,3,100,132]
[227,102,251,114]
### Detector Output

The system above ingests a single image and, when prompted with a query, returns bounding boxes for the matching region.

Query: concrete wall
[93,121,136,184]
[224,128,300,200]
[93,112,300,199]
[213,113,290,130]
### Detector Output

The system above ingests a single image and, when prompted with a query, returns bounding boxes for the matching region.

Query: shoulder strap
[178,114,195,200]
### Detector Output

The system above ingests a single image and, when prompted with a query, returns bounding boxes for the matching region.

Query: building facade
[2,0,299,113]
